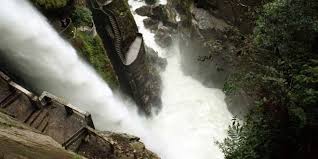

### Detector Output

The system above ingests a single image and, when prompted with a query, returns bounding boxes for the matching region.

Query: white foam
[0,0,232,158]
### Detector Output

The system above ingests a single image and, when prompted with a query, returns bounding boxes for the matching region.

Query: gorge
[1,0,316,159]
[0,0,232,158]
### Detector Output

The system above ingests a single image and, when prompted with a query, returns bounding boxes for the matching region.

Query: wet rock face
[145,46,167,72]
[135,5,168,21]
[161,0,242,88]
[135,4,177,48]
[193,0,261,34]
[87,0,164,115]
[154,26,173,48]
[125,44,163,115]
[166,0,257,116]
[135,5,152,17]
[179,6,237,88]
[136,4,177,27]
[143,18,160,31]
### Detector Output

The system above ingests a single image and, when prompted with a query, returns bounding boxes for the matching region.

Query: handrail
[102,9,126,63]
[39,91,91,119]
[0,71,37,101]
[62,126,88,149]
[88,0,126,64]
[88,0,144,66]
[62,126,114,152]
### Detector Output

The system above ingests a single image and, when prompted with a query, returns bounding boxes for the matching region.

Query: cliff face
[86,0,164,115]
[171,0,258,117]
[132,0,257,116]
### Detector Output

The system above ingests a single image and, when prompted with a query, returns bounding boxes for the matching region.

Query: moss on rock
[73,31,119,89]
[31,0,69,9]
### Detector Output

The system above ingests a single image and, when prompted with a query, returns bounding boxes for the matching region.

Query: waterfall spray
[0,0,233,158]
[0,0,139,128]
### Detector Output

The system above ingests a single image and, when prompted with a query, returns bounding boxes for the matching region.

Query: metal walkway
[89,0,143,66]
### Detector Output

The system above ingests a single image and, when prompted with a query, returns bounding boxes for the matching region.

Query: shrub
[71,6,93,27]
[74,32,119,88]
[219,0,318,158]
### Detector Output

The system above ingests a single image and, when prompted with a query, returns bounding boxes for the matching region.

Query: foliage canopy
[220,0,318,158]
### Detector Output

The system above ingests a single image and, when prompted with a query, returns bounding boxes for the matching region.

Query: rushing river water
[128,1,233,158]
[0,0,232,158]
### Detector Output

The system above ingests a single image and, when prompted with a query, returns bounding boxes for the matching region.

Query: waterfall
[128,1,233,158]
[0,0,233,159]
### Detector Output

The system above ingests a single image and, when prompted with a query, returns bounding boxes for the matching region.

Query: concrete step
[0,91,21,109]
[37,114,49,133]
[31,109,48,128]
[25,109,43,125]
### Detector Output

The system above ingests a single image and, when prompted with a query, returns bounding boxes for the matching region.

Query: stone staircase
[0,71,93,144]
[97,5,144,66]
[24,108,49,133]
[103,9,126,62]
[0,90,21,109]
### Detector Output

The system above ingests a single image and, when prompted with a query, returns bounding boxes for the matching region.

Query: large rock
[143,18,160,31]
[154,26,173,48]
[135,5,152,17]
[88,0,164,115]
[135,4,177,27]
[166,0,257,116]
[193,0,262,33]
[145,45,167,71]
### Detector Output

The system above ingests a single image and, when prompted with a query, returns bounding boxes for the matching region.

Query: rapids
[0,0,233,158]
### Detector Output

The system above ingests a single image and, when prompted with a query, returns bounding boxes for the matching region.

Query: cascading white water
[128,1,233,158]
[0,0,144,132]
[0,0,233,159]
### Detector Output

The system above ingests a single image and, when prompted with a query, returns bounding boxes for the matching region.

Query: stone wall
[0,111,84,159]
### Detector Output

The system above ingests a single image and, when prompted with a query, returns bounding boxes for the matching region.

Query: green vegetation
[64,5,118,89]
[71,6,93,27]
[31,0,69,9]
[73,32,119,89]
[219,0,318,158]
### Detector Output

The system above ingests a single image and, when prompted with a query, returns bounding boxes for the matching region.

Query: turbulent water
[0,0,232,159]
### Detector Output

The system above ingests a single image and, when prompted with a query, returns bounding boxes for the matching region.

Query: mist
[0,0,233,158]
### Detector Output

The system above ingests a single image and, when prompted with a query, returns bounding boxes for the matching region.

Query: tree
[219,0,318,158]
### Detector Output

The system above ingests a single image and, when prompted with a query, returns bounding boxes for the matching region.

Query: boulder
[151,5,168,21]
[135,5,152,17]
[145,45,167,71]
[143,18,160,31]
[135,5,177,27]
[154,26,173,48]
